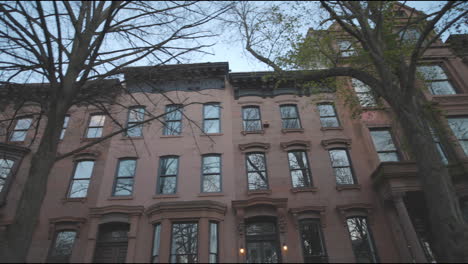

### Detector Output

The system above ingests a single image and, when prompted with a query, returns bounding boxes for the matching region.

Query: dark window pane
[209,222,218,263]
[152,224,161,263]
[203,174,221,192]
[49,231,77,262]
[129,108,145,122]
[127,125,143,137]
[161,157,178,175]
[329,150,354,185]
[329,150,350,167]
[10,131,28,141]
[247,172,268,190]
[280,106,298,118]
[203,156,221,173]
[429,81,456,95]
[166,106,182,120]
[171,223,198,263]
[318,104,335,116]
[282,119,300,129]
[159,176,176,194]
[378,153,399,162]
[346,217,378,263]
[164,121,181,135]
[89,115,105,126]
[299,219,327,262]
[244,120,262,131]
[69,180,90,198]
[246,154,266,171]
[60,116,70,140]
[74,161,94,179]
[243,107,260,120]
[204,104,220,119]
[370,131,396,151]
[204,120,220,133]
[15,118,32,130]
[333,168,354,184]
[118,160,136,177]
[0,159,14,193]
[448,117,468,155]
[114,178,134,196]
[86,127,102,138]
[320,117,339,127]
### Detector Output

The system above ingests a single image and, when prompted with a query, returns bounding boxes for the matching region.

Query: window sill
[200,133,224,137]
[152,194,179,199]
[121,136,144,140]
[241,130,264,135]
[290,187,318,193]
[281,128,304,134]
[197,192,225,197]
[160,135,183,138]
[61,197,87,203]
[108,196,133,200]
[336,184,361,191]
[320,126,343,131]
[247,189,271,196]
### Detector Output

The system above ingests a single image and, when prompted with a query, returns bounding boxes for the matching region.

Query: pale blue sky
[196,1,457,72]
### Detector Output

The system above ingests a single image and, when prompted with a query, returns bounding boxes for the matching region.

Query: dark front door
[245,221,281,263]
[93,222,130,263]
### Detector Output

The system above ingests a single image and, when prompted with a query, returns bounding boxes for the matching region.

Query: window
[329,149,355,185]
[170,223,198,263]
[246,153,268,190]
[430,127,448,165]
[157,156,178,194]
[209,222,219,263]
[113,159,136,196]
[352,79,377,107]
[126,107,145,137]
[299,219,328,263]
[202,155,221,193]
[318,104,340,128]
[280,105,301,129]
[163,105,182,136]
[10,117,32,141]
[60,116,70,140]
[337,40,355,57]
[86,114,105,138]
[242,106,262,132]
[399,28,421,43]
[0,158,14,194]
[287,151,312,188]
[346,217,379,263]
[447,117,468,155]
[417,65,456,95]
[68,160,94,198]
[47,231,77,263]
[152,224,161,263]
[370,129,400,162]
[203,103,221,134]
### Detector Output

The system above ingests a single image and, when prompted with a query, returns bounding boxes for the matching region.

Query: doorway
[93,222,130,263]
[245,220,281,263]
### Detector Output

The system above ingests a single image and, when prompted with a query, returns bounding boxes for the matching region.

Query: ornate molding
[238,142,270,152]
[89,205,144,218]
[48,217,87,239]
[73,151,101,160]
[232,197,288,212]
[280,140,311,151]
[289,206,327,228]
[145,200,227,217]
[336,203,373,226]
[320,138,352,149]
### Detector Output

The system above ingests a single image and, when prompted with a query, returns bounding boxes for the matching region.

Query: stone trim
[232,197,288,211]
[238,142,270,152]
[48,217,86,239]
[280,140,311,151]
[289,206,327,228]
[336,203,373,226]
[89,205,144,217]
[320,138,352,150]
[146,200,227,217]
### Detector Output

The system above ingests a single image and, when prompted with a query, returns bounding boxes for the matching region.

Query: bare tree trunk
[1,109,66,262]
[392,96,468,262]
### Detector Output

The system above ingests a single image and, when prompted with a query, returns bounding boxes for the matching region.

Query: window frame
[369,128,401,162]
[170,221,199,263]
[245,152,269,191]
[287,150,313,188]
[337,40,356,57]
[9,116,33,142]
[279,104,302,129]
[201,154,222,193]
[317,103,341,128]
[417,64,457,95]
[151,223,162,263]
[46,229,78,263]
[242,106,263,132]
[163,104,182,136]
[328,148,357,185]
[156,155,179,195]
[112,158,137,197]
[447,116,468,156]
[85,113,106,139]
[298,218,328,263]
[209,221,219,263]
[125,106,145,138]
[60,115,70,140]
[345,216,379,263]
[203,103,221,134]
[67,160,95,198]
[351,79,377,107]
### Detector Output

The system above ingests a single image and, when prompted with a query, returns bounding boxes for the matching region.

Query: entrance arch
[245,217,281,263]
[93,222,130,263]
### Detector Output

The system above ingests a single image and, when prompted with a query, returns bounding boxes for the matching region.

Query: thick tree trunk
[393,97,468,262]
[0,110,66,262]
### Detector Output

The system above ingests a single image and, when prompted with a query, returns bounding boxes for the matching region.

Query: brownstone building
[1,9,468,264]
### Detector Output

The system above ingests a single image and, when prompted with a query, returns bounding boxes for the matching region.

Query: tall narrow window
[47,231,77,263]
[417,65,456,95]
[203,103,221,133]
[430,127,448,165]
[318,104,340,128]
[287,151,312,188]
[86,114,105,138]
[370,129,400,162]
[346,217,379,263]
[10,117,32,141]
[152,224,161,263]
[113,159,136,196]
[163,105,182,136]
[0,158,15,193]
[246,153,268,190]
[170,223,198,263]
[448,117,468,155]
[280,105,301,129]
[127,107,145,137]
[299,219,328,263]
[337,40,355,57]
[202,155,221,193]
[329,149,355,185]
[242,106,262,132]
[157,156,178,194]
[352,79,377,107]
[209,222,219,263]
[68,160,94,198]
[60,115,70,140]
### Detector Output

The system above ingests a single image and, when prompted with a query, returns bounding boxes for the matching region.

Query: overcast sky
[195,1,455,72]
